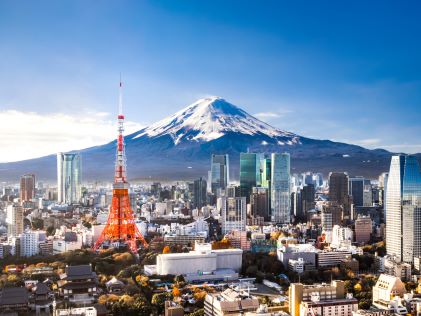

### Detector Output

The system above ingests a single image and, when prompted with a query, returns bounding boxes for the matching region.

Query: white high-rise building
[221,197,246,234]
[386,155,421,263]
[271,153,291,223]
[20,231,41,257]
[331,225,353,248]
[6,204,24,237]
[57,152,82,204]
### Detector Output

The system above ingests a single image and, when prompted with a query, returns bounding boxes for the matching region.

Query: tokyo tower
[93,79,147,253]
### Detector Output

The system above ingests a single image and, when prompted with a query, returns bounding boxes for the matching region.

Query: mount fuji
[0,97,409,181]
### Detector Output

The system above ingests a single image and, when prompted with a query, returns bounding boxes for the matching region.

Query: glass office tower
[271,153,291,223]
[210,154,229,195]
[386,155,421,263]
[349,177,365,207]
[261,158,271,188]
[57,152,82,204]
[193,177,207,209]
[240,153,263,202]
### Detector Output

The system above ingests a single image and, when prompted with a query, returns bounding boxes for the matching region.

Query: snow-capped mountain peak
[132,96,298,144]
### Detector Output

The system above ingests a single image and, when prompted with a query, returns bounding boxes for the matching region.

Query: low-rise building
[251,238,277,253]
[372,274,406,310]
[105,277,125,294]
[383,257,411,281]
[58,265,98,305]
[0,287,29,314]
[354,215,372,244]
[29,282,53,313]
[317,249,352,268]
[288,258,305,274]
[204,288,259,316]
[289,280,354,316]
[53,306,104,316]
[226,230,251,251]
[146,242,242,282]
[53,231,83,254]
[164,234,205,247]
[277,243,317,268]
[352,307,390,315]
[165,301,184,316]
[300,295,358,316]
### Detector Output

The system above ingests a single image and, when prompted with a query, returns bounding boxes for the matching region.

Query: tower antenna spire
[119,73,123,115]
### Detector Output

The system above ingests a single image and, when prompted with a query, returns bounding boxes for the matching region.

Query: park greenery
[0,239,413,312]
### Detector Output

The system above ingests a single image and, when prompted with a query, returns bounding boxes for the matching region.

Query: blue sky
[0,0,420,161]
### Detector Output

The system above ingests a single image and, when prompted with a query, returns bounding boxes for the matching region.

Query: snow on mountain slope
[132,96,300,145]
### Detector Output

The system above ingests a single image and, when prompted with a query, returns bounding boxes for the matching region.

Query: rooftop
[207,288,260,312]
[61,265,97,281]
[0,287,29,306]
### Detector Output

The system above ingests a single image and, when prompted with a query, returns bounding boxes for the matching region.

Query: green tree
[174,274,186,288]
[188,309,204,316]
[358,299,371,310]
[31,218,44,230]
[82,221,92,229]
[46,226,55,236]
[111,295,154,316]
[151,292,172,315]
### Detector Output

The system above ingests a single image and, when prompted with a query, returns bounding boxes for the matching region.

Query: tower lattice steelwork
[93,80,147,253]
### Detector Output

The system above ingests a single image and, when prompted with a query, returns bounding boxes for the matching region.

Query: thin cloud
[0,110,143,162]
[254,110,292,121]
[354,138,382,147]
[254,112,281,119]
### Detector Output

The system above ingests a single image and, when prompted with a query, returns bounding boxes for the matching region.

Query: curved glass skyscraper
[386,155,421,263]
[271,152,291,224]
[57,152,82,204]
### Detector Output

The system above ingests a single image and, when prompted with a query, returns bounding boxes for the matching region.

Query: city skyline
[2,3,421,316]
[1,1,421,162]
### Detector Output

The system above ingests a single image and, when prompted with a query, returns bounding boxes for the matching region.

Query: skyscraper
[20,174,35,202]
[240,153,263,202]
[57,153,82,204]
[221,196,247,234]
[386,155,421,263]
[271,153,291,223]
[260,158,271,188]
[291,190,303,219]
[329,172,352,219]
[349,177,364,207]
[379,172,389,208]
[227,185,241,198]
[209,154,229,195]
[193,177,207,209]
[6,204,24,237]
[301,184,315,214]
[250,186,270,221]
[363,179,373,207]
[329,172,349,204]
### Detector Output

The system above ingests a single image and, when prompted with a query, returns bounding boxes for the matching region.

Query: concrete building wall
[156,247,243,276]
[215,250,243,272]
[157,253,217,275]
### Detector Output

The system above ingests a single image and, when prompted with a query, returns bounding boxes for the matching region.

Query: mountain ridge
[0,97,417,182]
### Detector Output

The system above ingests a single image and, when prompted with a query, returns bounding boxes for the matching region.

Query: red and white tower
[93,79,147,253]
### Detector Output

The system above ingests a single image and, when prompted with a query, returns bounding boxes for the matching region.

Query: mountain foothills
[0,97,415,181]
